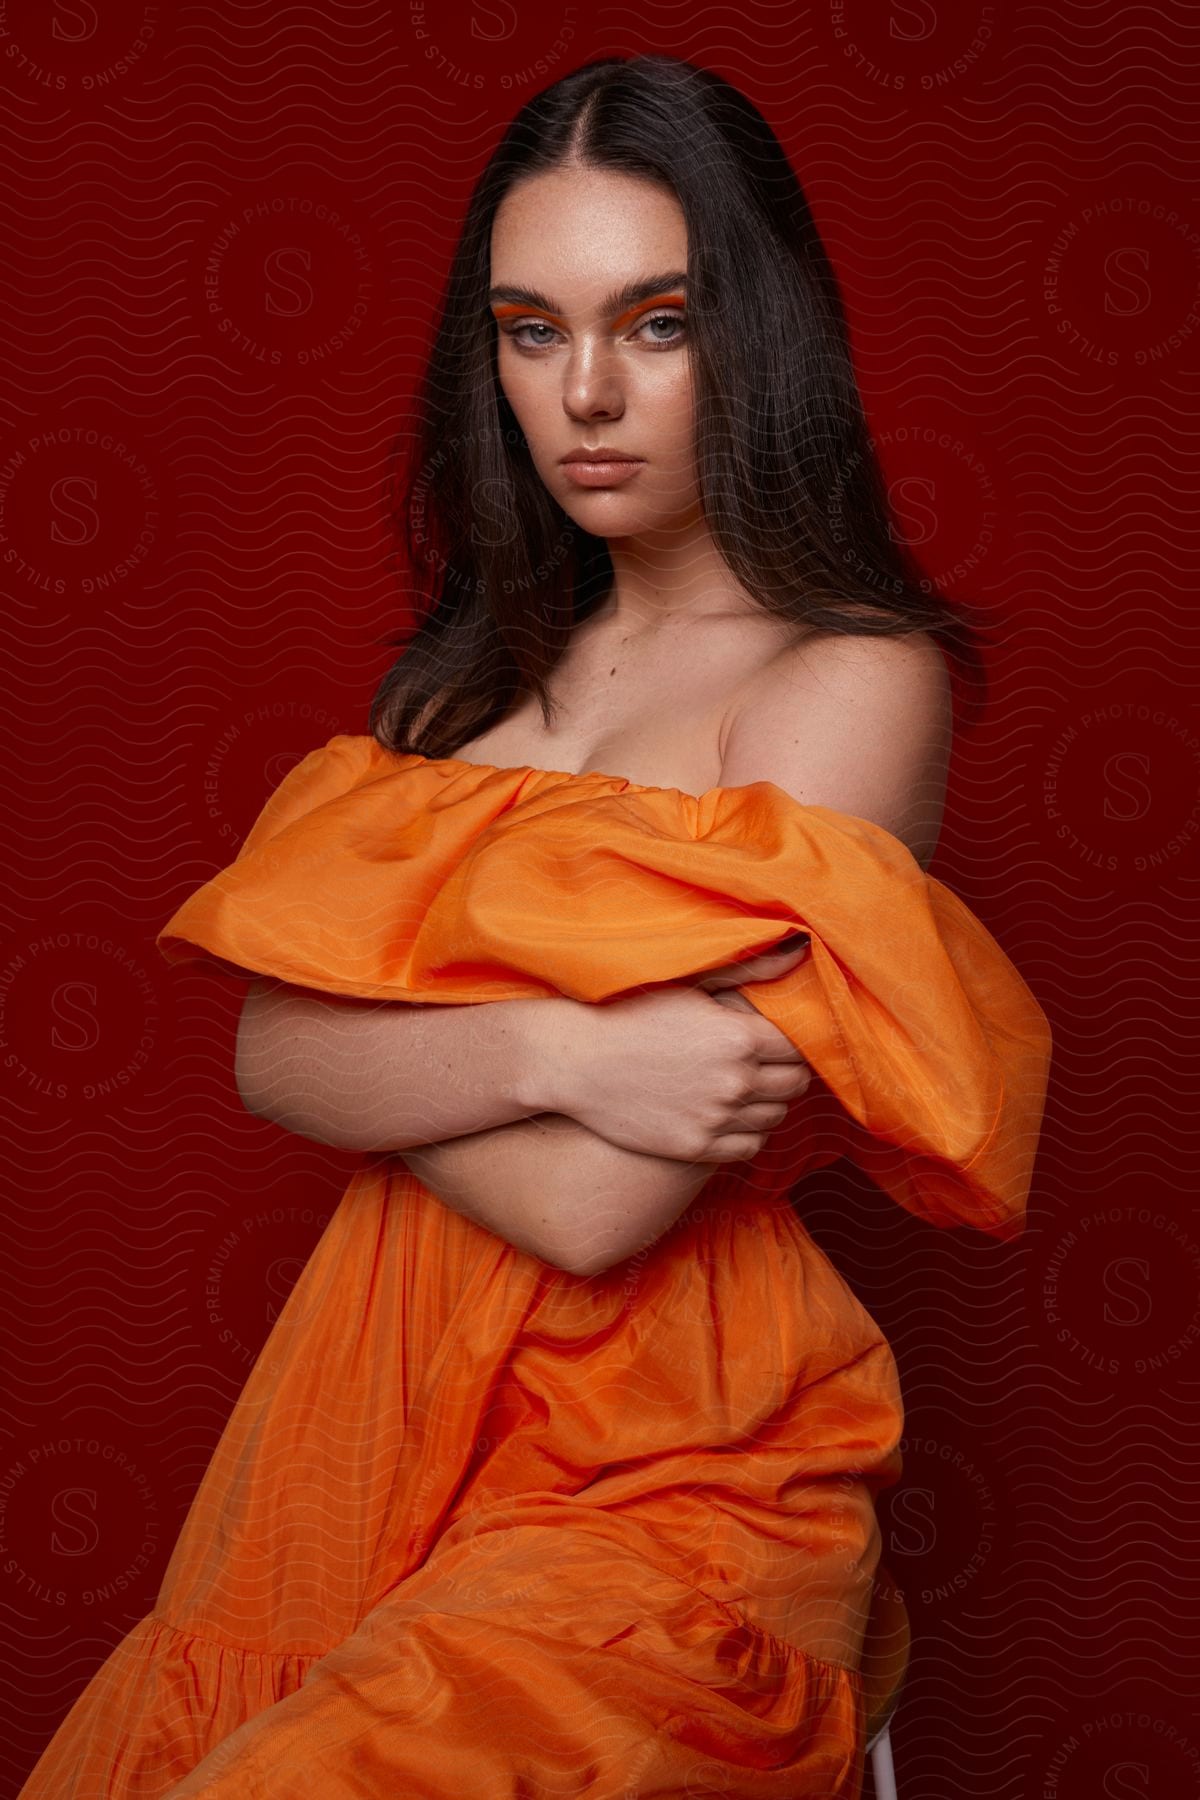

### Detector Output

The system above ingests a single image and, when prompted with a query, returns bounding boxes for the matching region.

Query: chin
[557,490,650,527]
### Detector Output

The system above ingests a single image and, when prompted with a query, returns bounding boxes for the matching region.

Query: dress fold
[158,737,1051,1238]
[21,735,1051,1798]
[21,1612,317,1798]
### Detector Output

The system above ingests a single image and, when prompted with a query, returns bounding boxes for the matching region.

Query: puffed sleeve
[156,734,391,987]
[156,742,1052,1240]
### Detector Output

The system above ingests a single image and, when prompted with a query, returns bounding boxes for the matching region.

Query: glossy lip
[560,446,643,464]
[561,459,645,488]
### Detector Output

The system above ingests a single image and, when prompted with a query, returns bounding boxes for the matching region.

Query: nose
[561,337,624,424]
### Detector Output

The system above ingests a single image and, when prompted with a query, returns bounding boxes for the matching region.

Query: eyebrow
[488,270,688,332]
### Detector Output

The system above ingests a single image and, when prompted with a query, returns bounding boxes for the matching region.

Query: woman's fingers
[693,937,811,992]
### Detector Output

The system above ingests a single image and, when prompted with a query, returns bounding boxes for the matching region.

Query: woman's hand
[544,937,814,1164]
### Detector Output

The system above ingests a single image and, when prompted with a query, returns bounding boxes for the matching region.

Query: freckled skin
[490,162,769,640]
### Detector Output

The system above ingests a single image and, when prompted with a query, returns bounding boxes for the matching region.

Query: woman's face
[489,164,699,541]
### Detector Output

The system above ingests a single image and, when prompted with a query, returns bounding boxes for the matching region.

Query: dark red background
[4,4,1198,1796]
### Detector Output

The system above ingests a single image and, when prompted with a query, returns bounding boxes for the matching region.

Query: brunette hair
[370,52,996,755]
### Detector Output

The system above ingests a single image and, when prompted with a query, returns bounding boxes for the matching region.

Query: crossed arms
[236,634,950,1277]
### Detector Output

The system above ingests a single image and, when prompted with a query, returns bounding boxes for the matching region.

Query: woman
[22,53,1050,1799]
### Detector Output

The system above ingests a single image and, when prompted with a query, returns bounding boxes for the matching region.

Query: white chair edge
[866,1718,897,1800]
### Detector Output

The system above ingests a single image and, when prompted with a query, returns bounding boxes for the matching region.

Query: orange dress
[20,736,1052,1799]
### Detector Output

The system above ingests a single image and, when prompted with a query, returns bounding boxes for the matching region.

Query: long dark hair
[370,53,996,756]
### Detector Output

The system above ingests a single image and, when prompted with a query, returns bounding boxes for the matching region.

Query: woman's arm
[235,978,713,1276]
[398,983,812,1278]
[240,635,948,1272]
[234,977,577,1151]
[234,976,786,1276]
[717,631,952,871]
[398,1110,721,1277]
[403,633,953,1274]
[236,972,806,1277]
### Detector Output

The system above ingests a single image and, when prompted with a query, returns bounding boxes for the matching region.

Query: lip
[560,451,645,488]
[560,447,643,464]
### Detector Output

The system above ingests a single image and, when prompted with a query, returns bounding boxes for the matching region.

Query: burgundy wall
[4,4,1197,1795]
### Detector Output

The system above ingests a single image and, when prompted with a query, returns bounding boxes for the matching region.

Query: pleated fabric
[21,737,1052,1799]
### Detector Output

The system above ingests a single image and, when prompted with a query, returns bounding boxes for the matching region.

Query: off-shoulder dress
[20,735,1052,1799]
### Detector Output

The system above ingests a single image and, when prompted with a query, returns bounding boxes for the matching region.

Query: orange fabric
[21,736,1051,1799]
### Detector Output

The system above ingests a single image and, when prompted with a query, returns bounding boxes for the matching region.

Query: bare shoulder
[719,629,953,870]
[746,623,948,699]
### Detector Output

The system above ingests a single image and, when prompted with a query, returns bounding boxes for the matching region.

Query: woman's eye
[510,321,559,349]
[504,312,687,352]
[636,311,686,347]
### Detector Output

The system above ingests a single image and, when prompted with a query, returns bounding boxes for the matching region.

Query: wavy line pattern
[2,0,1197,1796]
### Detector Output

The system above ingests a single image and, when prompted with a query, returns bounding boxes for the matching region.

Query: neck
[593,513,761,634]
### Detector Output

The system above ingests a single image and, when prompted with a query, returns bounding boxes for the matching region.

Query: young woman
[22,54,1051,1799]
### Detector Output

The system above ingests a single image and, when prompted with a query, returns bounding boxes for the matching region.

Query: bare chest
[452,614,798,799]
